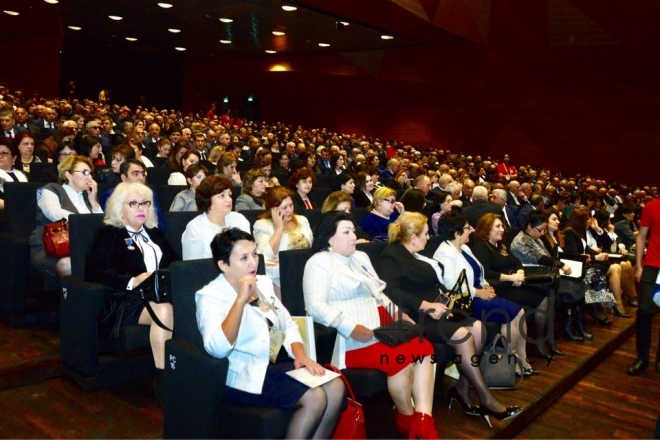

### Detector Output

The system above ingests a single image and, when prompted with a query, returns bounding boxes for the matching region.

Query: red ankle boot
[395,411,414,435]
[408,412,440,439]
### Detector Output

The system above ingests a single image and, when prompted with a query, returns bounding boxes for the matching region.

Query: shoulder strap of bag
[325,364,360,405]
[140,298,173,332]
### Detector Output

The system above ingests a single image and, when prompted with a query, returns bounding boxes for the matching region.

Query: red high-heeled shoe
[395,411,414,435]
[407,412,439,439]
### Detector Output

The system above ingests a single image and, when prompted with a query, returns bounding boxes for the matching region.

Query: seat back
[420,235,443,259]
[162,211,198,257]
[241,209,265,232]
[308,187,333,208]
[357,240,387,263]
[279,248,316,316]
[170,259,222,347]
[147,167,176,185]
[3,182,43,238]
[297,209,323,230]
[69,214,106,280]
[154,184,186,211]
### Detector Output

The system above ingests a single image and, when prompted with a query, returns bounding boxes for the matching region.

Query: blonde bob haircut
[388,211,428,243]
[370,186,397,212]
[104,182,158,229]
[321,191,353,214]
[58,155,94,184]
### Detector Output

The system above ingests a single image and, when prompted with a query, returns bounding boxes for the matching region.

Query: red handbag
[43,219,70,258]
[325,364,366,440]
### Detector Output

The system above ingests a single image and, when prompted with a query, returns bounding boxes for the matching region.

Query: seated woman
[79,135,106,167]
[37,126,76,161]
[378,212,522,425]
[169,164,209,212]
[182,176,250,260]
[235,168,268,211]
[287,167,316,212]
[253,187,313,292]
[563,207,630,319]
[30,155,103,276]
[299,151,320,175]
[436,213,539,376]
[196,229,344,439]
[360,186,404,240]
[591,209,637,306]
[304,212,440,438]
[168,150,200,185]
[85,182,177,402]
[335,173,355,201]
[97,144,135,185]
[165,140,189,169]
[274,151,291,175]
[430,190,453,235]
[457,213,552,360]
[13,131,42,179]
[353,171,374,208]
[0,137,29,209]
[217,152,242,188]
[321,191,371,242]
[612,205,638,252]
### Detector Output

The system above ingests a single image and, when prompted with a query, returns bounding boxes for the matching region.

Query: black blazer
[292,191,314,212]
[375,241,446,322]
[85,225,179,292]
[354,190,372,209]
[462,199,504,227]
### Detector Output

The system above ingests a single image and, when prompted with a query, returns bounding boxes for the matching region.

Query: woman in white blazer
[196,229,344,439]
[253,187,313,291]
[433,212,536,377]
[303,211,439,439]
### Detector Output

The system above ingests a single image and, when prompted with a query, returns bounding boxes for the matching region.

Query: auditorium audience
[360,186,404,240]
[234,168,268,211]
[169,163,209,212]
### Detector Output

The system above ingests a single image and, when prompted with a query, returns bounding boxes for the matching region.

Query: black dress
[376,241,476,343]
[470,240,546,309]
[85,225,180,338]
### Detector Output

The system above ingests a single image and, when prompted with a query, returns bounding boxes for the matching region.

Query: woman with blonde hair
[86,182,179,403]
[360,186,404,240]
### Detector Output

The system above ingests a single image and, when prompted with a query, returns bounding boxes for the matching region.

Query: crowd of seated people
[1,84,659,436]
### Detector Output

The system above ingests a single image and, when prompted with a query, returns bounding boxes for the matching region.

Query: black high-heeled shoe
[623,295,639,307]
[613,305,632,318]
[479,405,522,428]
[548,344,566,356]
[589,309,612,326]
[516,367,540,377]
[447,386,480,416]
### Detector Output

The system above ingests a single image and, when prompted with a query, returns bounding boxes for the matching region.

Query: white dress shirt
[37,183,102,222]
[181,212,250,260]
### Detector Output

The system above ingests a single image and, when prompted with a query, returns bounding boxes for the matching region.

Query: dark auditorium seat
[163,258,290,439]
[155,184,187,212]
[162,211,198,257]
[147,167,176,185]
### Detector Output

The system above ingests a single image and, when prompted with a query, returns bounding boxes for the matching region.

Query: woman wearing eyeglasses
[86,182,179,404]
[29,155,103,277]
[360,186,405,240]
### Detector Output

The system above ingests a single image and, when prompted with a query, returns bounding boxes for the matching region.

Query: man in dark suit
[506,180,522,206]
[516,194,544,229]
[12,107,39,135]
[491,188,518,229]
[0,107,19,138]
[318,147,333,175]
[459,178,475,208]
[462,186,505,227]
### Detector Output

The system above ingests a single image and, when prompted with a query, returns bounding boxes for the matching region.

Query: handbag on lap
[43,219,70,258]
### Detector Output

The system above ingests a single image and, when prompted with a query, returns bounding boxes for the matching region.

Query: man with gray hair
[507,180,522,206]
[462,185,505,227]
[491,188,518,228]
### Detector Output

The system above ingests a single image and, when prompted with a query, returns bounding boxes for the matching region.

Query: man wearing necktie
[0,108,18,138]
[39,107,58,136]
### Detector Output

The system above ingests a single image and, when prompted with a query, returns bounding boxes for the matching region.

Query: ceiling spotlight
[272,31,285,36]
[44,0,59,4]
[168,28,181,33]
[3,10,19,16]
[381,35,394,40]
[219,40,231,44]
[265,50,276,54]
[157,2,173,8]
[318,43,330,47]
[219,18,233,23]
[108,15,123,20]
[340,21,349,26]
[68,26,82,30]
[125,37,137,41]
[281,5,297,11]
[175,47,186,51]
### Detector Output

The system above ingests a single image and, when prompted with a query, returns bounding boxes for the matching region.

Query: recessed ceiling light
[340,21,349,26]
[68,26,82,31]
[157,2,173,8]
[125,37,137,41]
[318,43,330,47]
[219,40,231,44]
[44,0,59,4]
[168,28,181,33]
[272,31,285,36]
[175,47,186,51]
[108,15,123,20]
[265,50,276,54]
[381,35,394,40]
[281,6,297,11]
[219,18,233,23]
[3,10,19,16]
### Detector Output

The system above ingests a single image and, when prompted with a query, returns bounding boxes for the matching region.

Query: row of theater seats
[0,181,381,326]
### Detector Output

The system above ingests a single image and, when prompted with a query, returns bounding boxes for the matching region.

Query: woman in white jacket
[196,228,343,439]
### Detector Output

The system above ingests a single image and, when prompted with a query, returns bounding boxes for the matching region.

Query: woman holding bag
[85,182,178,403]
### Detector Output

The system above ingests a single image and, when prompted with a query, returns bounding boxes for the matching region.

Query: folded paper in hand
[286,367,341,388]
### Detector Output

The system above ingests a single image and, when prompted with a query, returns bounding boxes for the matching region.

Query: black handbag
[373,320,420,346]
[523,272,557,285]
[136,269,172,332]
[444,269,473,321]
[480,334,523,389]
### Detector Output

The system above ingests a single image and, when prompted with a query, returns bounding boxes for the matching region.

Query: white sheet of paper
[286,367,341,388]
[560,259,583,278]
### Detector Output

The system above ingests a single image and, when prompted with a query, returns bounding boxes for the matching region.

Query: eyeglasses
[127,200,152,209]
[89,126,101,130]
[384,198,396,204]
[535,226,547,234]
[71,169,92,176]
[0,151,12,157]
[59,152,75,157]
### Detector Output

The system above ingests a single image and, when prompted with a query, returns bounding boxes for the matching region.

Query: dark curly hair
[195,175,233,213]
